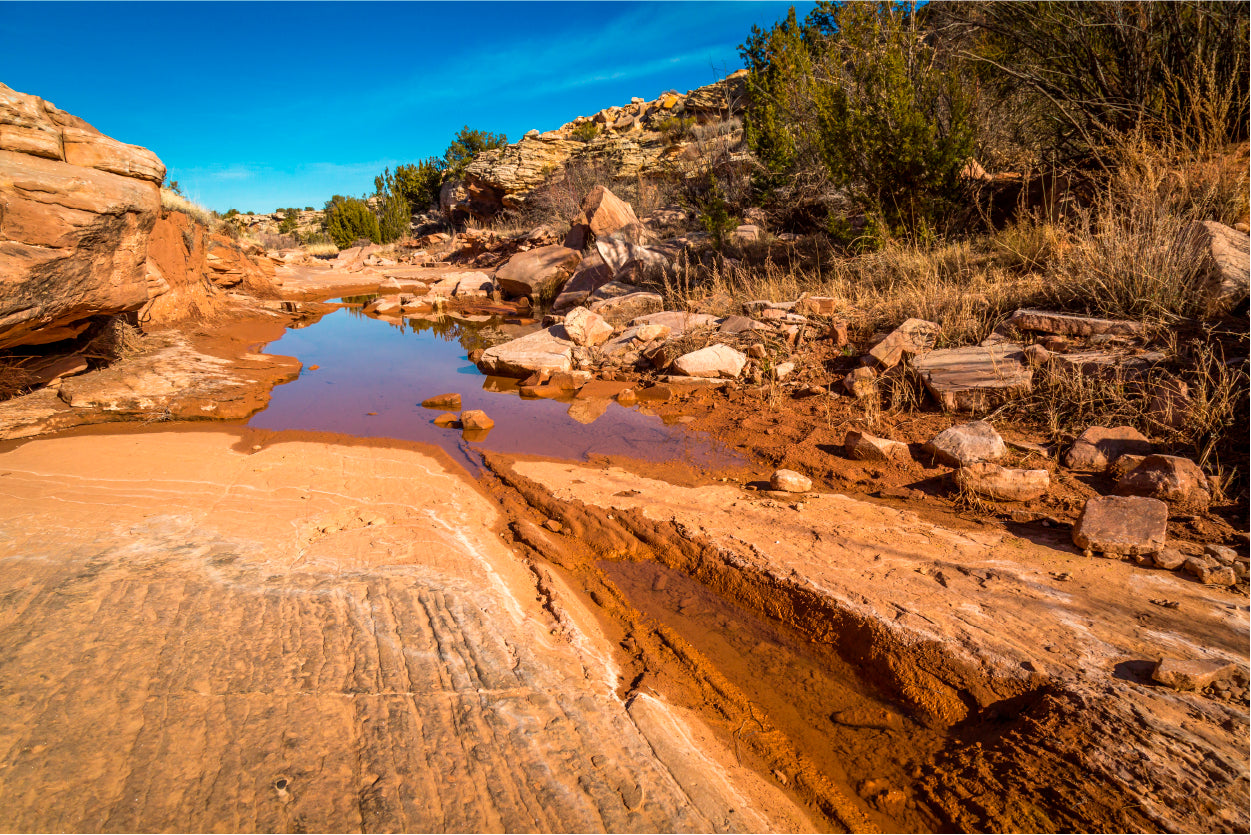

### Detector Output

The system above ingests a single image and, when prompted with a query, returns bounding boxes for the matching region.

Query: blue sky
[1,1,813,213]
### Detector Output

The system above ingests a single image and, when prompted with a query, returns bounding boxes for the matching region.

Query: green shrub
[657,115,695,143]
[278,208,300,235]
[373,168,412,242]
[323,195,379,248]
[571,121,600,142]
[393,158,445,213]
[442,126,508,179]
[741,1,976,237]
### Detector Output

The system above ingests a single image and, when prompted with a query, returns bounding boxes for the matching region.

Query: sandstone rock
[773,361,795,380]
[718,315,761,335]
[1109,453,1147,481]
[1152,658,1238,691]
[954,463,1050,502]
[1063,426,1153,472]
[1180,220,1249,315]
[1204,544,1237,565]
[924,421,1006,467]
[1072,495,1168,556]
[551,253,614,312]
[1153,547,1187,570]
[914,345,1032,412]
[548,370,593,391]
[1023,344,1051,366]
[494,245,580,300]
[588,292,664,326]
[1052,350,1166,380]
[1201,566,1237,586]
[732,224,762,244]
[460,409,494,431]
[1116,454,1211,511]
[567,397,611,425]
[844,431,910,463]
[631,310,720,335]
[564,186,640,249]
[561,307,614,347]
[1,84,167,349]
[1005,309,1146,338]
[770,469,812,493]
[843,366,877,399]
[421,393,462,410]
[867,318,939,370]
[477,328,574,378]
[432,412,459,428]
[672,344,747,379]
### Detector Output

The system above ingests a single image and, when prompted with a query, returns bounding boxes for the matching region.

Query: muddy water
[249,305,745,473]
[602,559,945,831]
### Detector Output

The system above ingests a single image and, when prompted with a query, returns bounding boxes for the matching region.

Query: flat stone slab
[1153,658,1239,691]
[477,327,574,378]
[1072,495,1168,556]
[1053,350,1166,378]
[1006,309,1146,337]
[913,345,1032,412]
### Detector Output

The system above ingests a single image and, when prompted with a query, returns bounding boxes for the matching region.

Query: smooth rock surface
[770,469,812,493]
[844,431,910,463]
[588,292,664,326]
[562,306,614,347]
[1005,309,1146,337]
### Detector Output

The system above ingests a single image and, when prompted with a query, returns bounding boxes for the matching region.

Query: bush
[657,115,695,143]
[373,168,412,242]
[443,126,508,179]
[393,158,445,214]
[323,195,379,248]
[571,121,600,142]
[741,2,976,237]
[278,208,300,235]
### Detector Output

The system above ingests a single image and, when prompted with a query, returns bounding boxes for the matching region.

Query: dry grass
[160,189,217,228]
[304,241,339,257]
[83,318,145,363]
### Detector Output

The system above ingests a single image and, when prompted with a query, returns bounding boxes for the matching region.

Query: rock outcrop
[1,83,165,349]
[447,73,749,221]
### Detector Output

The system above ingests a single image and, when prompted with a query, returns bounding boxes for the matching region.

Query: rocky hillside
[443,70,749,221]
[0,83,278,353]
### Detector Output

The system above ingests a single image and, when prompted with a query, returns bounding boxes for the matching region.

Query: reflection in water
[249,307,745,474]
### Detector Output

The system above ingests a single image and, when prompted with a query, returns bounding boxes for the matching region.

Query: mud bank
[0,427,811,832]
[481,452,1249,833]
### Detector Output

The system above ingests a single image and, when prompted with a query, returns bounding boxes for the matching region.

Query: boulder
[954,463,1050,502]
[867,318,940,370]
[563,186,640,249]
[1004,309,1146,338]
[588,292,663,326]
[770,469,812,493]
[1053,350,1166,380]
[1,83,166,349]
[1152,658,1238,691]
[596,232,668,281]
[1116,454,1211,511]
[844,431,910,463]
[433,413,459,428]
[913,345,1032,412]
[1063,426,1153,472]
[477,328,574,378]
[924,421,1006,467]
[461,409,494,430]
[731,224,762,244]
[494,245,581,300]
[672,344,747,379]
[1180,220,1249,315]
[1072,495,1168,556]
[561,307,614,347]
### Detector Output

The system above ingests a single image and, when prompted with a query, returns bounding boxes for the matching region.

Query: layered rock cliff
[0,83,166,349]
[446,70,749,221]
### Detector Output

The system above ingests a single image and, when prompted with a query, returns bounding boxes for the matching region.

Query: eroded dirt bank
[0,427,811,833]
[479,451,1249,833]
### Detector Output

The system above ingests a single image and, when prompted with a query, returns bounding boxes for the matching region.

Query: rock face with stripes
[0,430,805,833]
